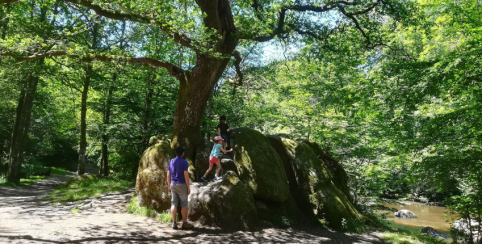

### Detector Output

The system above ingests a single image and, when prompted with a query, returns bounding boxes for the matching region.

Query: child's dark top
[217,123,230,135]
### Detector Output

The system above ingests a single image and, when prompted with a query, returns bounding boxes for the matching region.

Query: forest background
[0,0,481,233]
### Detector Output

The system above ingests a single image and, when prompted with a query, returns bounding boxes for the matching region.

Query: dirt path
[0,173,388,243]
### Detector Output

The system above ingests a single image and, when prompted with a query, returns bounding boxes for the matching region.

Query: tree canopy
[1,0,481,234]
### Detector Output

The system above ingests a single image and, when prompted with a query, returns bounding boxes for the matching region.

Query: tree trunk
[170,55,233,156]
[140,78,154,151]
[170,0,239,168]
[100,74,114,176]
[77,64,92,175]
[7,73,40,183]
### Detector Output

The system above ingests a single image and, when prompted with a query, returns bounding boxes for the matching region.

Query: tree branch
[0,50,184,79]
[1,0,196,50]
[286,4,338,13]
[229,50,243,86]
[244,0,378,43]
[337,4,371,44]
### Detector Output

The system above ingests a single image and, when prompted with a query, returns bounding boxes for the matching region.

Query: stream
[377,201,453,232]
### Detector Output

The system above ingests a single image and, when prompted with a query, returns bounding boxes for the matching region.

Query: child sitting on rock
[201,136,233,181]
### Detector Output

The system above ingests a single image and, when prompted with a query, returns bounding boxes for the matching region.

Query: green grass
[0,167,72,186]
[43,175,132,203]
[368,214,449,244]
[378,231,448,244]
[71,208,81,214]
[126,196,176,223]
[126,196,158,217]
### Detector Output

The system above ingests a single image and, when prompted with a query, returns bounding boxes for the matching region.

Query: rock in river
[394,209,417,218]
[421,227,448,239]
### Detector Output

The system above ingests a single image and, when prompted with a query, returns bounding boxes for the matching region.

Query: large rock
[188,171,258,230]
[268,136,362,229]
[394,209,417,218]
[194,138,214,181]
[420,227,448,239]
[135,141,174,212]
[451,218,481,243]
[304,141,353,202]
[230,128,289,202]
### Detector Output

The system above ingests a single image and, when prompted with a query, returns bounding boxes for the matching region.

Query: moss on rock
[194,138,214,181]
[135,141,174,212]
[268,136,362,229]
[188,171,258,230]
[231,128,289,202]
[304,141,353,202]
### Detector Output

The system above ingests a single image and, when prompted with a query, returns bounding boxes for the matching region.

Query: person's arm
[220,148,233,153]
[183,171,190,195]
[167,170,171,193]
[218,127,221,136]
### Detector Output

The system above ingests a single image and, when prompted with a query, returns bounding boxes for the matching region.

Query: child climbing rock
[201,136,233,181]
[217,115,233,150]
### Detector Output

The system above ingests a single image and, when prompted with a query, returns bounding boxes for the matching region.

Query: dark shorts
[221,134,228,143]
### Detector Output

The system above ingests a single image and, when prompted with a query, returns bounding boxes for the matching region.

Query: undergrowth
[126,196,176,223]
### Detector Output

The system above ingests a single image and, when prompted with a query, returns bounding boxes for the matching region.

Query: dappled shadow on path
[0,175,385,244]
[1,226,385,243]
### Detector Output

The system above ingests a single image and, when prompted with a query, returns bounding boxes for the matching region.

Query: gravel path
[0,172,387,243]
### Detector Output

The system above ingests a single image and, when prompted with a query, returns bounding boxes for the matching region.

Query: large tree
[1,0,412,170]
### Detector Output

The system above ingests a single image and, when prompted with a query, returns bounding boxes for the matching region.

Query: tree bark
[77,64,92,175]
[140,77,154,152]
[170,55,233,155]
[170,0,238,161]
[7,72,40,183]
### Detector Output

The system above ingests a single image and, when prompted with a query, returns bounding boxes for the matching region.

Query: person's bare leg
[203,163,213,177]
[215,162,221,177]
[181,207,188,223]
[171,204,177,223]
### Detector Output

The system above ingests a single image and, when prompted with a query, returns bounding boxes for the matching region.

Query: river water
[378,201,453,232]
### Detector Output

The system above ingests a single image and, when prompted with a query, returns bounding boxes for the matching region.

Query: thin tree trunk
[77,64,92,175]
[140,78,154,151]
[100,73,114,176]
[7,73,40,183]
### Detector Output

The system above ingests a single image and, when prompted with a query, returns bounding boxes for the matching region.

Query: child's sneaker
[201,176,207,182]
[172,222,178,229]
[215,175,222,181]
[181,222,193,229]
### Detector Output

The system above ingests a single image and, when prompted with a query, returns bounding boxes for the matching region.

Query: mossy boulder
[255,196,306,227]
[188,171,258,230]
[135,141,174,212]
[268,136,362,229]
[230,128,289,202]
[304,141,353,202]
[194,138,214,181]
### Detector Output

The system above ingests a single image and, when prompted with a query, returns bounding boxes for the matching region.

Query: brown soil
[0,172,388,243]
